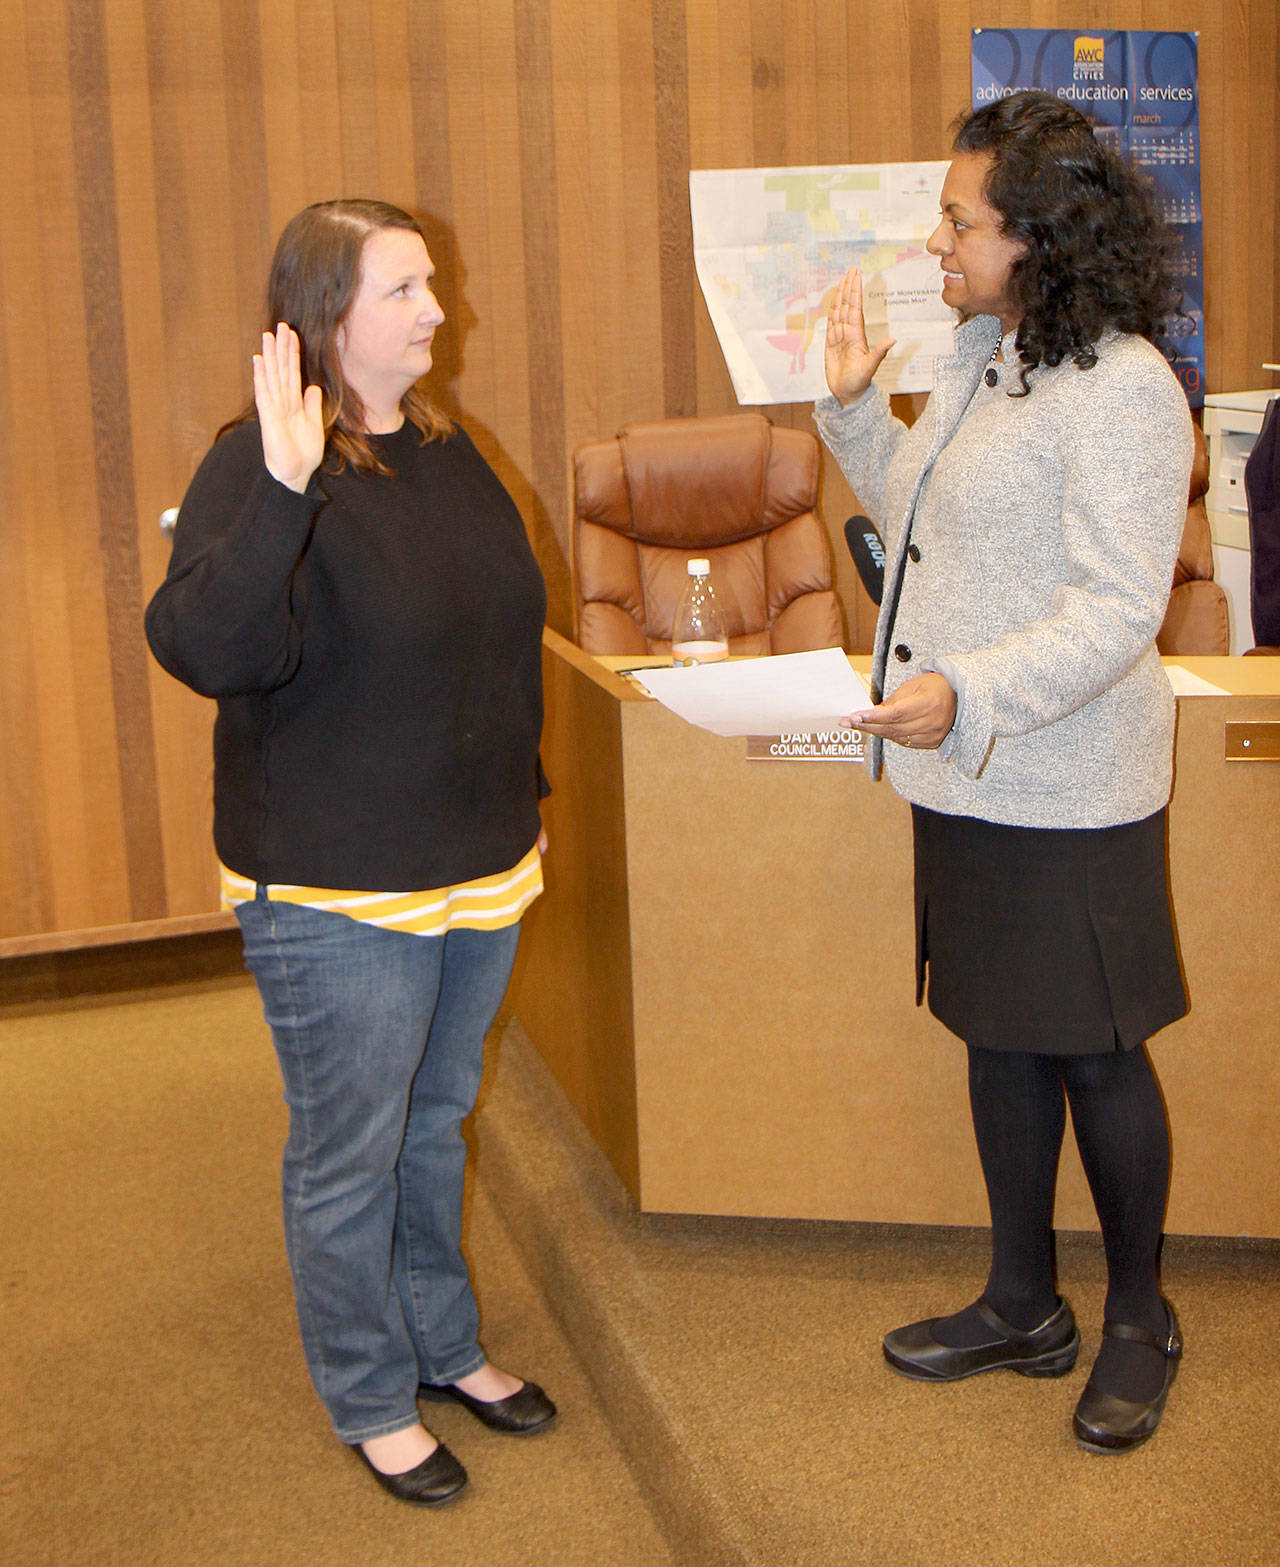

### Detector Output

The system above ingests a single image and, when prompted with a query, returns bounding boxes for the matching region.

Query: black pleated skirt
[912,804,1187,1055]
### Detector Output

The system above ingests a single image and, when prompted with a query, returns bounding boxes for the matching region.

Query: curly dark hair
[952,91,1182,392]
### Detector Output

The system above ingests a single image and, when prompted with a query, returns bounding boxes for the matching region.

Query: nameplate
[745,731,866,763]
[1225,721,1280,761]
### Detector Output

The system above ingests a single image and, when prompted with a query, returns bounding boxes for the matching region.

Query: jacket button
[894,644,911,662]
[907,544,921,563]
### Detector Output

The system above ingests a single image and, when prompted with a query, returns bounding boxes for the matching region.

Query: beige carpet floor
[0,977,671,1567]
[481,1018,1280,1567]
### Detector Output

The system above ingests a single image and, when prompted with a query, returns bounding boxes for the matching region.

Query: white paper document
[689,162,953,404]
[632,648,873,738]
[1164,664,1229,696]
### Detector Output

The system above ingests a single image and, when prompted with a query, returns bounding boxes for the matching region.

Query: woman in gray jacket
[817,92,1192,1454]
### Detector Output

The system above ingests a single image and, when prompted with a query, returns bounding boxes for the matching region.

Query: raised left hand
[848,672,957,750]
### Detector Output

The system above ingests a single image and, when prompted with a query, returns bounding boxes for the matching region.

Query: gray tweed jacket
[814,313,1193,829]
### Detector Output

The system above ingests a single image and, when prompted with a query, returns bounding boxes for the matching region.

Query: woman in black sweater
[147,201,554,1505]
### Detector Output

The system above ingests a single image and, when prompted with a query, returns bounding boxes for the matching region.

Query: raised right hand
[253,324,325,493]
[823,267,896,407]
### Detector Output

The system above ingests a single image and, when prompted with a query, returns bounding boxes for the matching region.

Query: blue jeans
[236,889,521,1443]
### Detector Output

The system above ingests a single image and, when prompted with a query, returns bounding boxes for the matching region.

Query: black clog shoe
[1073,1300,1183,1454]
[883,1296,1080,1382]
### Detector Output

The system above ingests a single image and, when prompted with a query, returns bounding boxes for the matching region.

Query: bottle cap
[687,558,710,576]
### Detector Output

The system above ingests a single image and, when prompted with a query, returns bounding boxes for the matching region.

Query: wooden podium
[511,630,1280,1237]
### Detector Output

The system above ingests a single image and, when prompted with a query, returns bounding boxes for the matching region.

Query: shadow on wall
[415,208,573,637]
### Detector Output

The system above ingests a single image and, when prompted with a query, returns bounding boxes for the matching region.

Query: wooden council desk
[510,629,1280,1237]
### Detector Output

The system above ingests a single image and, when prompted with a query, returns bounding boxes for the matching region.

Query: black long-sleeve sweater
[146,419,546,891]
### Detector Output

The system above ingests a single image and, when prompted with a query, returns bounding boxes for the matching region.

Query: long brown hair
[223,199,451,472]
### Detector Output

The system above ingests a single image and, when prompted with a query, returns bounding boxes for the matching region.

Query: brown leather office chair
[1156,422,1230,655]
[572,413,844,656]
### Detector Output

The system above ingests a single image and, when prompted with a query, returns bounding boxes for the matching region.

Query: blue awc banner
[971,29,1204,406]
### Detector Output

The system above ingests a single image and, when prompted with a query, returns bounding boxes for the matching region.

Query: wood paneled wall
[1,0,1277,942]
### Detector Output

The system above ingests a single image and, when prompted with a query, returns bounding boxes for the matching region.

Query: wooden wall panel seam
[515,0,573,631]
[652,0,697,419]
[68,0,168,922]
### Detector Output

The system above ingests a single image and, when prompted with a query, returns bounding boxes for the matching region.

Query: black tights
[939,1043,1172,1399]
[969,1043,1170,1332]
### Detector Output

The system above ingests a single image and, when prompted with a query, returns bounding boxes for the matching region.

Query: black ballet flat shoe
[883,1296,1080,1382]
[351,1439,468,1505]
[1073,1300,1182,1454]
[419,1378,557,1435]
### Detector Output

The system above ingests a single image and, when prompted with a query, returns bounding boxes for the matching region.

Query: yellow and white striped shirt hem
[219,844,542,936]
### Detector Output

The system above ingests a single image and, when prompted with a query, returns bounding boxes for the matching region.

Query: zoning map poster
[690,162,952,405]
[971,28,1205,406]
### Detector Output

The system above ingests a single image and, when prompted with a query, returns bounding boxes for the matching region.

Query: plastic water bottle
[671,558,729,666]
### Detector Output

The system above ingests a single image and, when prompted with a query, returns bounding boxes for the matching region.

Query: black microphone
[844,515,885,606]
